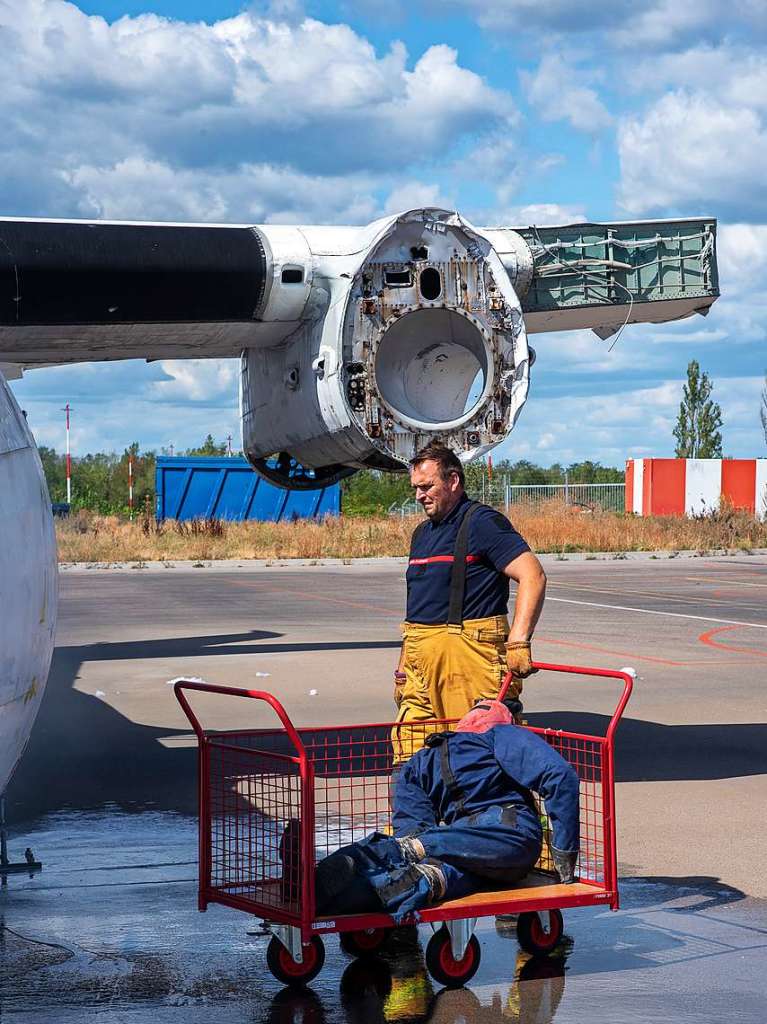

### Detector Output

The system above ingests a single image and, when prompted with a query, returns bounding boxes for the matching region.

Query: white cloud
[61,156,379,224]
[10,358,241,455]
[607,0,724,48]
[435,0,637,35]
[383,181,454,215]
[484,202,587,228]
[0,1,517,220]
[630,45,767,109]
[149,359,238,402]
[433,0,766,50]
[521,54,612,134]
[498,373,766,465]
[617,42,767,221]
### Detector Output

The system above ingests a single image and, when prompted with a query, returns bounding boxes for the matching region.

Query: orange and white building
[625,459,767,519]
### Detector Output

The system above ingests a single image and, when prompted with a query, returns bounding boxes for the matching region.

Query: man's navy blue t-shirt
[406,494,530,624]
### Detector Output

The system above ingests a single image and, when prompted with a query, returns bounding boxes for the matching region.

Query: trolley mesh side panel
[207,741,304,917]
[201,721,607,916]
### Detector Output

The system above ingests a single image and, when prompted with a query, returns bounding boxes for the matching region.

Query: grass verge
[55,501,767,563]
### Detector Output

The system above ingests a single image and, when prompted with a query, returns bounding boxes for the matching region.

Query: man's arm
[493,727,580,877]
[503,551,546,676]
[504,550,546,642]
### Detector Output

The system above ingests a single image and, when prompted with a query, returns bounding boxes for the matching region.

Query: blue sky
[5,0,767,466]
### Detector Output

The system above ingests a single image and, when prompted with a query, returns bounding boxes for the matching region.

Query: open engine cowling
[243,209,534,486]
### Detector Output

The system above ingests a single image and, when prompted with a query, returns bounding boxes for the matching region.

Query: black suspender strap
[447,500,481,628]
[438,736,467,818]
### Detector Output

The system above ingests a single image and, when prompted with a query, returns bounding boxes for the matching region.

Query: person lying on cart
[308,699,580,922]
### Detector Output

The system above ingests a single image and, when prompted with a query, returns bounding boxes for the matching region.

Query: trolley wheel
[266,935,325,986]
[339,927,391,958]
[516,910,564,956]
[425,928,481,989]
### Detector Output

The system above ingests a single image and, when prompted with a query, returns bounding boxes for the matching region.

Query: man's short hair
[409,443,465,487]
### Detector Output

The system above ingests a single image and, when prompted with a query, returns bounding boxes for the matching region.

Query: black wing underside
[0,219,268,365]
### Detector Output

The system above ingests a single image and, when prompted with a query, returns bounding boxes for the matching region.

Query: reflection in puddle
[333,926,570,1024]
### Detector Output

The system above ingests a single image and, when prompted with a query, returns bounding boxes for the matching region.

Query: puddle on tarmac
[2,809,767,1023]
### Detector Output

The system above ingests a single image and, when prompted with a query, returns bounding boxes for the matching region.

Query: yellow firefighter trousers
[391,615,523,764]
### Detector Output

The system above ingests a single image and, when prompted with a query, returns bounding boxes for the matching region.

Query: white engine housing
[241,208,534,481]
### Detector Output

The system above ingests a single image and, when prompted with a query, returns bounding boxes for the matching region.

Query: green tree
[341,470,412,516]
[38,446,67,502]
[673,360,723,458]
[186,434,227,456]
[566,460,624,484]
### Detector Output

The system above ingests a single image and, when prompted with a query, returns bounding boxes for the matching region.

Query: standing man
[393,443,546,761]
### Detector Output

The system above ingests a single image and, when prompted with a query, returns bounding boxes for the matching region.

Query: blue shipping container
[155,456,341,522]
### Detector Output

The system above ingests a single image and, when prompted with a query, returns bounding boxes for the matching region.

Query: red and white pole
[128,455,134,521]
[63,402,72,504]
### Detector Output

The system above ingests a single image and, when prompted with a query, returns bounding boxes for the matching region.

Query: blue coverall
[315,724,580,921]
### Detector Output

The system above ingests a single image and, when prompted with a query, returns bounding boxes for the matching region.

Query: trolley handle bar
[173,679,307,759]
[498,661,633,744]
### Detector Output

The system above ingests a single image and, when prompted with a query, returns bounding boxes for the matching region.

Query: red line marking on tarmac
[698,624,767,659]
[703,562,767,574]
[537,636,687,666]
[687,575,767,588]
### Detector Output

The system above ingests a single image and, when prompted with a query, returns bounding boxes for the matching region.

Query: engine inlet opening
[374,308,490,430]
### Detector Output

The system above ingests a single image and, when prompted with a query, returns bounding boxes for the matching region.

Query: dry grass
[55,500,767,563]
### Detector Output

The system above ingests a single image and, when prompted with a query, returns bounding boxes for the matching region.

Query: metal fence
[504,483,625,512]
[390,481,625,516]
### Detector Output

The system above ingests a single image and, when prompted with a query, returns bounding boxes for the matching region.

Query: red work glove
[504,640,537,679]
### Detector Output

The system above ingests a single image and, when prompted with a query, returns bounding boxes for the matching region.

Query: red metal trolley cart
[174,661,632,987]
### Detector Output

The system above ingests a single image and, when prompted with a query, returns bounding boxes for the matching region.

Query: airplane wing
[1,214,719,372]
[484,218,719,338]
[0,217,270,367]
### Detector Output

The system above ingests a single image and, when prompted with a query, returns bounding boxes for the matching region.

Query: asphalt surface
[2,553,767,1021]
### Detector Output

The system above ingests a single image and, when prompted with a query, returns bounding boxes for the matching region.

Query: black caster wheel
[425,927,481,988]
[339,927,391,958]
[266,935,325,986]
[516,910,564,955]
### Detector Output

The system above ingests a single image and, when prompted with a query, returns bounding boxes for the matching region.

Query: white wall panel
[755,460,767,520]
[633,459,644,514]
[685,459,721,515]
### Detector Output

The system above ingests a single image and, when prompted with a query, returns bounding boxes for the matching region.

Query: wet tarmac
[2,556,767,1020]
[2,808,767,1022]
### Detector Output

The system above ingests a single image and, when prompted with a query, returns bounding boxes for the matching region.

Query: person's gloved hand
[504,640,537,678]
[551,848,578,884]
[390,876,431,924]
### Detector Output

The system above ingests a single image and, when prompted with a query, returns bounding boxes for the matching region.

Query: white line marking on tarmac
[546,596,767,629]
[686,576,767,588]
[548,580,767,612]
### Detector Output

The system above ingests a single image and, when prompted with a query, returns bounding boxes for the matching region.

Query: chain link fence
[390,479,625,516]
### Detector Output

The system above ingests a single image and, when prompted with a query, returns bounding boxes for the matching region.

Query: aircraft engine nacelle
[244,210,534,486]
[0,208,719,490]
